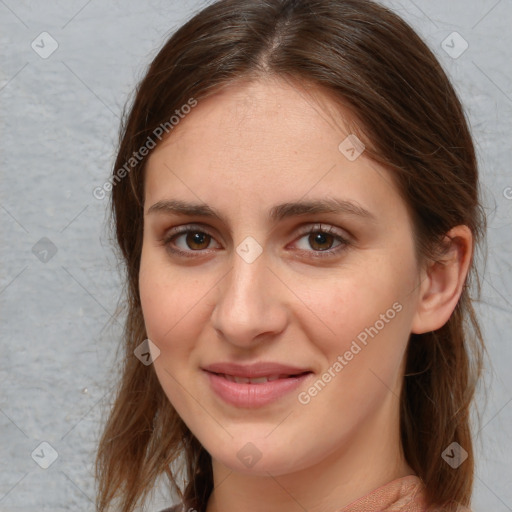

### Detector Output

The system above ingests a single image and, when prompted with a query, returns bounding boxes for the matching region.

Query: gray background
[1,0,511,510]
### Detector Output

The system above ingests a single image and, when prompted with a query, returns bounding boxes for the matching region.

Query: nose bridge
[235,257,260,294]
[223,244,269,318]
[211,239,285,344]
[223,227,268,304]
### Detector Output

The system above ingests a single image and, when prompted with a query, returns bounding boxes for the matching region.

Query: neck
[204,394,414,512]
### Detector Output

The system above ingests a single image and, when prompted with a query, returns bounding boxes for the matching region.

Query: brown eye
[292,223,350,259]
[184,231,211,250]
[162,225,221,258]
[308,232,336,251]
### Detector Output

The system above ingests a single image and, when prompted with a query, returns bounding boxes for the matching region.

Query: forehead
[150,76,356,165]
[143,77,406,225]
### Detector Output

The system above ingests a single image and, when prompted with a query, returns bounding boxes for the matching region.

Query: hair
[95,0,487,511]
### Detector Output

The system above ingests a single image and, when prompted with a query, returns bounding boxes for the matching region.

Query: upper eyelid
[162,224,221,250]
[164,223,218,241]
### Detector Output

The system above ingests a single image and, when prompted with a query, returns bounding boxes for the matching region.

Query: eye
[163,224,221,257]
[162,222,350,259]
[291,223,350,258]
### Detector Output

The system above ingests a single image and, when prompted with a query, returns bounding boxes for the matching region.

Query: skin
[139,76,472,512]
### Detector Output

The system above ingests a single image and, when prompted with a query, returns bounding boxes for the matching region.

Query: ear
[411,225,473,334]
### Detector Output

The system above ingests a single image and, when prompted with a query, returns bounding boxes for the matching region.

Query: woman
[95,1,486,511]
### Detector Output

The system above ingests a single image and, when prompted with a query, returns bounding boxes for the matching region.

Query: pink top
[161,475,471,512]
[339,475,471,512]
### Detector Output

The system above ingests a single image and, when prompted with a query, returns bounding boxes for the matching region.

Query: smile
[203,370,312,408]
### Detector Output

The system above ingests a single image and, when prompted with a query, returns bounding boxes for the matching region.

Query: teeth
[232,375,250,383]
[222,373,288,384]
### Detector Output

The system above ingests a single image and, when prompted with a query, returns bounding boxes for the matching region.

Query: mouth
[202,370,313,408]
[207,371,312,384]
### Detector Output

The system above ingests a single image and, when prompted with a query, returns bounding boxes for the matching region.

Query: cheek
[138,253,206,414]
[139,248,200,350]
[299,259,415,408]
[300,261,413,350]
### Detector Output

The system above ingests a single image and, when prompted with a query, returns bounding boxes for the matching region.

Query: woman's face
[139,77,423,477]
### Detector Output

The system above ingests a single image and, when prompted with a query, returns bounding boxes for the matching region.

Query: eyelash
[162,223,351,259]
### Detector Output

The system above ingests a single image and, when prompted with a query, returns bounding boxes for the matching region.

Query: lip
[202,362,311,378]
[202,363,313,408]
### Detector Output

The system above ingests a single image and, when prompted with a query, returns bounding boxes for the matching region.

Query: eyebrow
[147,198,376,223]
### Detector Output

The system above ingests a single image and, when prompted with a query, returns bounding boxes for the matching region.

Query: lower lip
[203,370,312,408]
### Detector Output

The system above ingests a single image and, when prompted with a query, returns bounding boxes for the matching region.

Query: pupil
[311,233,332,251]
[188,232,209,249]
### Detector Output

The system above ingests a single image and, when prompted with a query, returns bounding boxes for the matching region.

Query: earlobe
[411,225,473,334]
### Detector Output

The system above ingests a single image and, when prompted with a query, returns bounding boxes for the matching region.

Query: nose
[210,246,288,348]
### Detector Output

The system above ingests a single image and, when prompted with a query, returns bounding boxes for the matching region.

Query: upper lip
[202,362,312,378]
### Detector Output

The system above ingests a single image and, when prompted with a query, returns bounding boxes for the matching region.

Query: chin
[206,435,316,477]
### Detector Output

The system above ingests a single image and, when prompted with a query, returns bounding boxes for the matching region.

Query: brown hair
[95,0,486,510]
